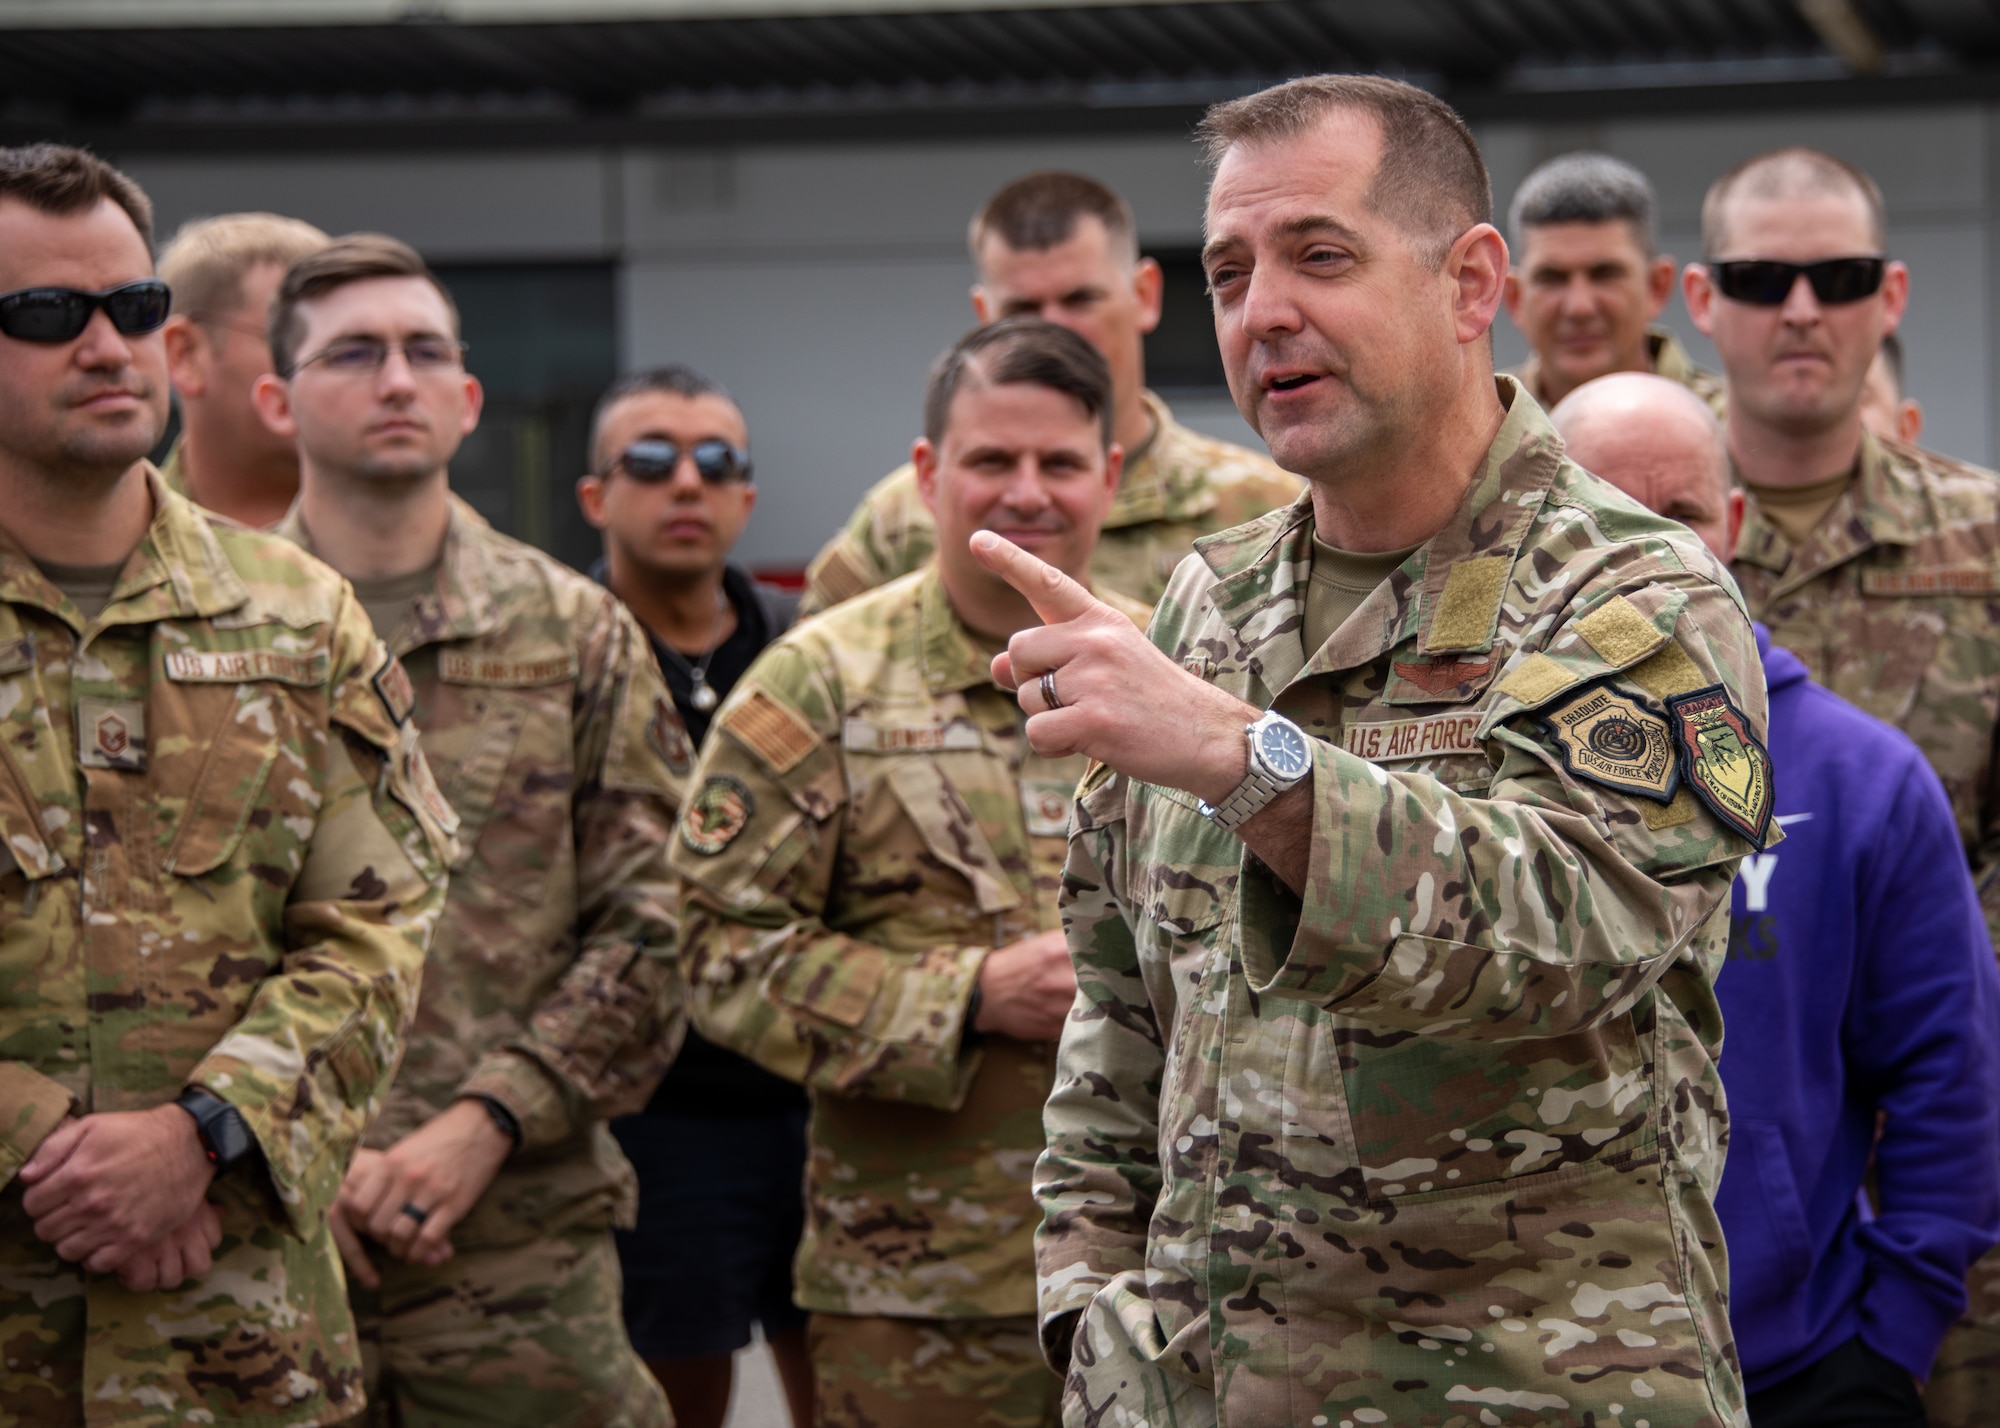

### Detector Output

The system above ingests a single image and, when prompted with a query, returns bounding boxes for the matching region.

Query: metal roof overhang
[4,0,1999,153]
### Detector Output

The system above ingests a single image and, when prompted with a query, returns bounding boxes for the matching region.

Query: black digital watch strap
[472,1094,522,1148]
[175,1087,257,1176]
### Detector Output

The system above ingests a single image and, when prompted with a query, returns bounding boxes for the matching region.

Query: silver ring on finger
[400,1202,430,1225]
[1038,669,1064,710]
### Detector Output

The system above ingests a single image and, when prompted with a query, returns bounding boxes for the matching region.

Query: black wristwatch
[175,1087,258,1177]
[471,1094,522,1148]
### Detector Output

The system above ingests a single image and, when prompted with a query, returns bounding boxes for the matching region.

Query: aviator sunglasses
[1710,256,1886,306]
[0,279,172,343]
[607,437,753,485]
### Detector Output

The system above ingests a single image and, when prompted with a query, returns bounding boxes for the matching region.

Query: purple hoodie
[1714,625,2000,1390]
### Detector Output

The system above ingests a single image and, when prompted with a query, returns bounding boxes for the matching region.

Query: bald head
[1550,372,1737,560]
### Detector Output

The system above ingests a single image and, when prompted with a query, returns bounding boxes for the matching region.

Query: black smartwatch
[471,1094,522,1148]
[175,1087,258,1177]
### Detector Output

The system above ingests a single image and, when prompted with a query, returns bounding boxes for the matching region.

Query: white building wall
[121,102,1995,568]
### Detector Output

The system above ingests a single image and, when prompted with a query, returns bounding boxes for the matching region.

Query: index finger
[969,531,1099,626]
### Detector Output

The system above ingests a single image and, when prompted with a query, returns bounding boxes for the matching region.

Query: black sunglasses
[608,438,752,485]
[0,280,172,343]
[1710,257,1886,307]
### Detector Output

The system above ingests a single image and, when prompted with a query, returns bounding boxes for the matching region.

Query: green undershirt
[348,561,440,645]
[37,558,126,623]
[1303,535,1420,655]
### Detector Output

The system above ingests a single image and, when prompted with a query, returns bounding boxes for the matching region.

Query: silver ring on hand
[400,1202,429,1224]
[1038,669,1064,710]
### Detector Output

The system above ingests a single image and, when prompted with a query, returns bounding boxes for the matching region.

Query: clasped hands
[18,1105,223,1293]
[329,1097,514,1290]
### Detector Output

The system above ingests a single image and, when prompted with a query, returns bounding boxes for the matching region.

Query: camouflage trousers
[1923,1246,2000,1428]
[807,1312,1060,1428]
[350,1221,671,1428]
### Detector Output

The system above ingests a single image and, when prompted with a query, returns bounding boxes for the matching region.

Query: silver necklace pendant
[689,676,719,712]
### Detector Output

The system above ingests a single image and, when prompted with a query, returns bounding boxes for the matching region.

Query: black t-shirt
[592,560,806,1116]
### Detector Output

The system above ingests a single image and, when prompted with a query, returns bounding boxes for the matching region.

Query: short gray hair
[1508,152,1658,255]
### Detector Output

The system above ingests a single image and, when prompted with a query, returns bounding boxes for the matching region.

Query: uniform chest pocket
[160,684,281,878]
[1127,783,1233,943]
[437,684,574,904]
[877,755,1021,916]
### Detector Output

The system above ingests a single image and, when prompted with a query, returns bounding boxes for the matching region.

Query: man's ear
[1448,223,1509,345]
[458,374,485,436]
[1131,257,1165,336]
[1102,441,1125,507]
[250,373,297,439]
[1683,264,1717,336]
[576,474,609,530]
[913,437,941,515]
[1646,255,1677,320]
[162,317,208,398]
[1897,399,1925,446]
[1725,487,1746,557]
[970,285,994,324]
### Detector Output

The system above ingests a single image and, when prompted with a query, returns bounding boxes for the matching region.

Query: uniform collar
[1101,390,1219,529]
[1513,325,1689,409]
[0,463,250,632]
[1732,427,1925,590]
[917,565,1007,697]
[1194,375,1562,697]
[274,490,503,652]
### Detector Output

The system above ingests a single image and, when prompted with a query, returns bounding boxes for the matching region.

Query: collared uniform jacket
[1508,327,1727,421]
[1038,383,1775,1428]
[0,470,450,1426]
[274,496,687,1246]
[800,391,1302,613]
[672,567,1149,1319]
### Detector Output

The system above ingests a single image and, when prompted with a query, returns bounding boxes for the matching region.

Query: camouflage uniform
[0,468,450,1427]
[274,496,686,1428]
[800,391,1301,613]
[1039,379,1776,1428]
[670,566,1149,1428]
[1728,431,2000,1425]
[1510,326,1728,420]
[157,437,190,501]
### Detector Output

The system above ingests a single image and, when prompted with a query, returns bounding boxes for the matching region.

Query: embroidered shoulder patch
[1666,684,1775,842]
[1542,681,1678,804]
[681,774,756,856]
[373,655,416,726]
[725,690,817,775]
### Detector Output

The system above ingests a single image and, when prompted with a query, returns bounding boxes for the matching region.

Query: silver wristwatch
[1199,710,1313,832]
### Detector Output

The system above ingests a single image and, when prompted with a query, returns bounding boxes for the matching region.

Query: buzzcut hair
[269,232,459,376]
[969,171,1138,264]
[923,317,1113,448]
[1702,146,1888,256]
[590,364,741,466]
[0,143,154,249]
[1509,152,1659,255]
[1195,74,1491,267]
[159,213,331,326]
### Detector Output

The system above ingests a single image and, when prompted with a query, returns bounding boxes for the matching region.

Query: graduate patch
[1542,682,1677,803]
[1667,684,1775,842]
[680,774,755,856]
[648,697,694,777]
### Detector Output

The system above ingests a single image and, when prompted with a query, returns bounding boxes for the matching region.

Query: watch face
[1257,717,1312,780]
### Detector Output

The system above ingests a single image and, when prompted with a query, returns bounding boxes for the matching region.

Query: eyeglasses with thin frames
[288,336,469,378]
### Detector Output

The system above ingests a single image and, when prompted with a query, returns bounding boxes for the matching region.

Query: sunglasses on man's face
[0,280,173,343]
[608,438,753,485]
[1710,257,1886,307]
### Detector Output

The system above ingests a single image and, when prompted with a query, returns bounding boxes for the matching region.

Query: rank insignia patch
[373,655,416,726]
[1667,684,1775,842]
[648,697,694,777]
[78,698,146,772]
[1542,681,1677,804]
[681,774,755,856]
